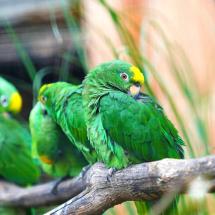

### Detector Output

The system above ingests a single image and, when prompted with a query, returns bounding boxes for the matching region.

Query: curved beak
[128,84,141,97]
[9,92,22,113]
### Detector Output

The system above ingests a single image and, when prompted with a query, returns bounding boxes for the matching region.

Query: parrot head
[38,83,53,106]
[29,102,52,143]
[85,60,144,98]
[37,83,57,117]
[38,82,73,114]
[0,77,22,114]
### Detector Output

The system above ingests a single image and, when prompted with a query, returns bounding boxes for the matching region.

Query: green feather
[0,114,40,186]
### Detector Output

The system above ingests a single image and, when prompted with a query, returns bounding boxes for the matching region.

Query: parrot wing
[98,91,184,167]
[54,86,97,164]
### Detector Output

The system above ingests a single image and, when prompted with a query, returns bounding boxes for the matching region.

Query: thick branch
[46,156,215,215]
[0,156,215,214]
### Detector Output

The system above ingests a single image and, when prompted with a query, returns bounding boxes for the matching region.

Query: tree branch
[0,156,215,215]
[46,156,215,215]
[0,174,86,207]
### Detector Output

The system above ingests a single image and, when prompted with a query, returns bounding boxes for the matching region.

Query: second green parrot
[38,82,97,165]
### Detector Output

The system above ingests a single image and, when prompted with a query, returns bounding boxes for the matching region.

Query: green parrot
[29,102,88,179]
[0,77,40,215]
[38,82,97,165]
[82,60,184,214]
[37,82,136,213]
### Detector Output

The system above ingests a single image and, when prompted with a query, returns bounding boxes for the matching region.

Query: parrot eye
[120,72,129,82]
[0,95,8,107]
[41,96,47,104]
[42,108,48,116]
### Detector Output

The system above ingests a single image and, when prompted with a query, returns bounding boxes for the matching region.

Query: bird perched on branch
[29,102,88,186]
[0,77,40,214]
[0,77,40,184]
[38,82,97,165]
[82,60,184,214]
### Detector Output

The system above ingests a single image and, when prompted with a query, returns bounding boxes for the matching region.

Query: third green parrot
[0,76,40,185]
[0,77,40,215]
[29,102,88,178]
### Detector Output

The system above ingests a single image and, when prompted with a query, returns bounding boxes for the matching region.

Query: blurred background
[0,0,215,214]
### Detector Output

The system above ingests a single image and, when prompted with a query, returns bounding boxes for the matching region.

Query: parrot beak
[9,92,22,113]
[128,84,141,97]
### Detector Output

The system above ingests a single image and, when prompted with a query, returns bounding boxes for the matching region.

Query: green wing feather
[0,114,40,186]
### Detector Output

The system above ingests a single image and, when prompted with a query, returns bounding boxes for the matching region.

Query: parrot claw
[107,167,117,182]
[80,165,91,178]
[51,175,70,195]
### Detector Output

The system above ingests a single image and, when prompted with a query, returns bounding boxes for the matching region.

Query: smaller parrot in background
[38,82,97,165]
[0,76,40,185]
[29,102,88,179]
[0,77,40,215]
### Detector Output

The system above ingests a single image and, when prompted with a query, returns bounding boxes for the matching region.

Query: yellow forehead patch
[130,66,144,85]
[39,84,52,96]
[40,155,53,165]
[9,92,22,113]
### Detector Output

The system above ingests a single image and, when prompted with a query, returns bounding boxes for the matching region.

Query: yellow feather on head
[130,66,144,85]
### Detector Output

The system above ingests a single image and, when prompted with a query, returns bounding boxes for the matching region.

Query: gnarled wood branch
[0,156,215,215]
[46,156,215,215]
[0,174,85,207]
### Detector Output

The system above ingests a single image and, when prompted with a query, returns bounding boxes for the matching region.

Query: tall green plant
[4,20,37,81]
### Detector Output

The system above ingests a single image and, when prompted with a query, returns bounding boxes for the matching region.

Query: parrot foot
[51,175,70,195]
[107,167,117,182]
[80,165,91,178]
